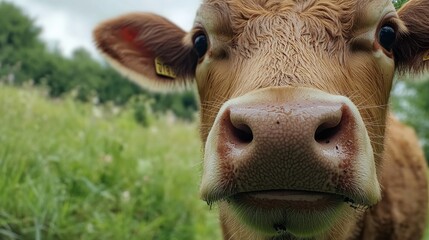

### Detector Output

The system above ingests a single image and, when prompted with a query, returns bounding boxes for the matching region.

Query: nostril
[231,123,253,144]
[315,119,342,144]
[223,108,254,145]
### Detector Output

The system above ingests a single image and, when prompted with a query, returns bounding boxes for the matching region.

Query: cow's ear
[393,0,429,73]
[93,13,197,91]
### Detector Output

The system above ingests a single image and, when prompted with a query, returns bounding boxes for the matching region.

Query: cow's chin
[223,191,357,238]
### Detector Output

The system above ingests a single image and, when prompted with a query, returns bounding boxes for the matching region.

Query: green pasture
[0,85,220,240]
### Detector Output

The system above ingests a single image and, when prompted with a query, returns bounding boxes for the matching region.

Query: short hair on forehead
[201,0,360,39]
[198,0,370,59]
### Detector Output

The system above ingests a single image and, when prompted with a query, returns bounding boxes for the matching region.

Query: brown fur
[204,0,357,52]
[93,0,429,239]
[356,117,428,240]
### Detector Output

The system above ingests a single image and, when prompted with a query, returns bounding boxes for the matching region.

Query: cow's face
[197,0,395,237]
[94,0,429,238]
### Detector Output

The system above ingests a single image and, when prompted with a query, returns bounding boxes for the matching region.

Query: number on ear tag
[155,57,176,79]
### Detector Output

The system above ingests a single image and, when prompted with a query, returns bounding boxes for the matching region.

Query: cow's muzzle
[200,87,381,235]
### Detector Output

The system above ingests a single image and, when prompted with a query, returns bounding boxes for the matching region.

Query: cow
[93,0,429,239]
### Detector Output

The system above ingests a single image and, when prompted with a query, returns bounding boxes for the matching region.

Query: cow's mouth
[231,190,344,209]
[205,189,371,210]
[229,190,369,210]
[210,190,371,237]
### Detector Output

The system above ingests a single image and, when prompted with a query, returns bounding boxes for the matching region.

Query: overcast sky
[8,0,201,58]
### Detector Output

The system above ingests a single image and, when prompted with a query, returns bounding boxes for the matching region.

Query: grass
[0,85,220,240]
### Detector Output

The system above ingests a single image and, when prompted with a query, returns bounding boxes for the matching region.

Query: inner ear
[94,13,198,91]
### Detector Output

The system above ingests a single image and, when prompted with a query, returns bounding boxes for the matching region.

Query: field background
[0,85,220,239]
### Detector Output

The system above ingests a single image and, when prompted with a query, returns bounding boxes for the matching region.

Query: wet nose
[218,101,354,165]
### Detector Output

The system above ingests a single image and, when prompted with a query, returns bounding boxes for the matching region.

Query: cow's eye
[378,25,396,52]
[194,33,208,59]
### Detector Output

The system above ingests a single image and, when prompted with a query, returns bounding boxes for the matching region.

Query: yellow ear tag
[155,57,177,79]
[424,51,429,62]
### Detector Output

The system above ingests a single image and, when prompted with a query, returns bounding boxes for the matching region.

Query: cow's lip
[229,190,345,210]
[220,190,366,237]
[202,186,375,210]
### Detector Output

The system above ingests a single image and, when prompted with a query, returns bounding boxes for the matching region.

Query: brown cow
[93,0,429,239]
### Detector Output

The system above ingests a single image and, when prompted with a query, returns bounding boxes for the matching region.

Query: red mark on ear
[119,25,153,59]
[120,27,138,43]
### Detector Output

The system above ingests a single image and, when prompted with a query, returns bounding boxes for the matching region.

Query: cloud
[9,0,201,57]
